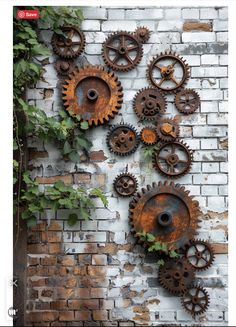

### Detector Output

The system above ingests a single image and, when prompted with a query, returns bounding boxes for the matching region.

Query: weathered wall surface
[25,6,228,326]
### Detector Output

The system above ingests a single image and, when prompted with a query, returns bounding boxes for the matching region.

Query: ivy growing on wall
[13,7,108,232]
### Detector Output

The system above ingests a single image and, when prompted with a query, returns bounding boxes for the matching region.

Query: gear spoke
[175,89,200,114]
[185,240,215,271]
[181,286,209,317]
[113,172,138,197]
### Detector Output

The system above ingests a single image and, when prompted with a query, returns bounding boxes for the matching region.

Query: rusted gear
[133,87,167,121]
[106,124,139,156]
[102,31,143,71]
[140,127,158,146]
[129,181,200,250]
[156,118,180,142]
[175,89,200,115]
[113,173,138,197]
[181,286,210,316]
[51,26,85,59]
[62,65,123,126]
[134,26,151,44]
[55,59,76,77]
[152,141,193,178]
[185,240,215,271]
[147,51,190,93]
[158,258,195,295]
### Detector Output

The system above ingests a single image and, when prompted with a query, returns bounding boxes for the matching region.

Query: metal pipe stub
[157,211,173,227]
[87,89,99,102]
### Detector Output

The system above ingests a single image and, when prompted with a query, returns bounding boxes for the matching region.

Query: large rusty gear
[185,240,215,271]
[140,127,158,145]
[51,26,85,59]
[134,26,151,44]
[181,286,210,316]
[129,181,200,251]
[156,118,180,142]
[102,31,143,71]
[147,51,190,93]
[106,124,139,156]
[113,173,138,197]
[55,59,76,77]
[62,65,123,126]
[175,89,200,115]
[158,258,195,295]
[152,141,193,178]
[133,87,167,121]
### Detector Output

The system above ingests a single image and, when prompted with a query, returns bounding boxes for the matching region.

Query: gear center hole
[157,211,172,227]
[87,89,99,102]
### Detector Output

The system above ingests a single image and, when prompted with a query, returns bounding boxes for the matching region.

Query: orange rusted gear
[181,286,210,316]
[156,118,180,142]
[175,89,200,115]
[134,26,151,43]
[147,51,190,93]
[129,181,200,251]
[62,65,123,126]
[140,127,158,145]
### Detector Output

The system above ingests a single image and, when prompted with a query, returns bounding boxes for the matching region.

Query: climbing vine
[13,7,108,231]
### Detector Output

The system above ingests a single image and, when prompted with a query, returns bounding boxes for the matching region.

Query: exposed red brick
[92,254,107,265]
[26,312,58,322]
[36,175,73,184]
[27,244,48,254]
[75,288,90,299]
[94,174,106,188]
[98,243,118,254]
[90,288,106,299]
[212,243,228,254]
[88,266,106,276]
[29,278,46,287]
[59,255,76,266]
[78,254,91,265]
[29,149,49,160]
[41,289,54,297]
[93,310,108,321]
[74,311,91,321]
[74,173,91,184]
[41,256,57,266]
[89,150,108,162]
[68,299,99,310]
[28,256,40,266]
[64,277,77,288]
[29,289,38,300]
[42,231,62,243]
[47,221,63,231]
[56,287,75,299]
[48,243,62,254]
[74,266,87,276]
[51,300,68,311]
[31,222,47,232]
[35,302,50,310]
[183,21,213,32]
[59,311,75,321]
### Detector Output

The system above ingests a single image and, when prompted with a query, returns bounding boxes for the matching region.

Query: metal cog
[113,173,138,197]
[158,258,195,295]
[62,65,123,126]
[51,26,85,59]
[102,31,143,71]
[133,87,167,121]
[106,124,140,156]
[152,140,193,178]
[175,89,200,115]
[181,286,210,316]
[129,181,200,251]
[140,127,158,145]
[185,239,215,271]
[55,59,76,77]
[134,26,151,43]
[147,51,190,93]
[156,118,180,142]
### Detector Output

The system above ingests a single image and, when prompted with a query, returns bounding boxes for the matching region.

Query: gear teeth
[140,126,158,145]
[113,172,138,197]
[185,239,215,271]
[156,117,180,142]
[181,286,210,316]
[175,89,200,115]
[134,26,151,43]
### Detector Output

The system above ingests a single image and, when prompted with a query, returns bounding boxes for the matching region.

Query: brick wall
[25,6,228,326]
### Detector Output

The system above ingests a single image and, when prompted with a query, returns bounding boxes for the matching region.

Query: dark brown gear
[113,173,138,197]
[106,124,139,156]
[51,26,85,59]
[133,87,167,121]
[102,31,143,71]
[147,51,190,93]
[140,127,158,145]
[181,286,210,316]
[134,26,151,44]
[156,118,180,142]
[55,59,76,77]
[158,258,195,295]
[175,89,200,115]
[152,141,193,178]
[129,181,200,251]
[185,240,215,271]
[62,65,123,126]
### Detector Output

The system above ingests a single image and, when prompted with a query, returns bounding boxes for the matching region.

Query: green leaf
[157,259,165,267]
[146,233,156,242]
[68,213,78,226]
[90,188,108,207]
[13,140,18,150]
[63,141,72,154]
[27,216,37,227]
[31,44,50,56]
[68,150,80,163]
[13,43,28,50]
[28,203,41,212]
[74,137,92,151]
[59,110,68,119]
[79,207,90,220]
[80,121,89,130]
[23,171,35,185]
[169,250,179,258]
[29,63,41,75]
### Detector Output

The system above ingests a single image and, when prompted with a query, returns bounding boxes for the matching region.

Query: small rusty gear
[152,141,193,178]
[113,173,138,197]
[156,118,180,142]
[147,51,190,93]
[102,31,143,71]
[185,240,215,271]
[134,26,151,43]
[140,127,158,145]
[62,65,123,126]
[158,258,195,295]
[55,59,76,77]
[133,87,167,121]
[129,181,200,250]
[181,286,210,316]
[175,89,200,115]
[106,124,139,156]
[51,26,85,59]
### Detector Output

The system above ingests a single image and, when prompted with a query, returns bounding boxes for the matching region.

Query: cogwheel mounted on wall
[175,89,200,115]
[140,127,158,146]
[113,173,138,197]
[133,87,167,121]
[51,26,86,59]
[129,181,201,251]
[185,239,215,271]
[181,286,210,316]
[102,31,143,71]
[55,59,76,78]
[134,26,151,44]
[106,124,140,156]
[62,65,123,126]
[152,140,194,178]
[147,51,190,93]
[156,117,180,142]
